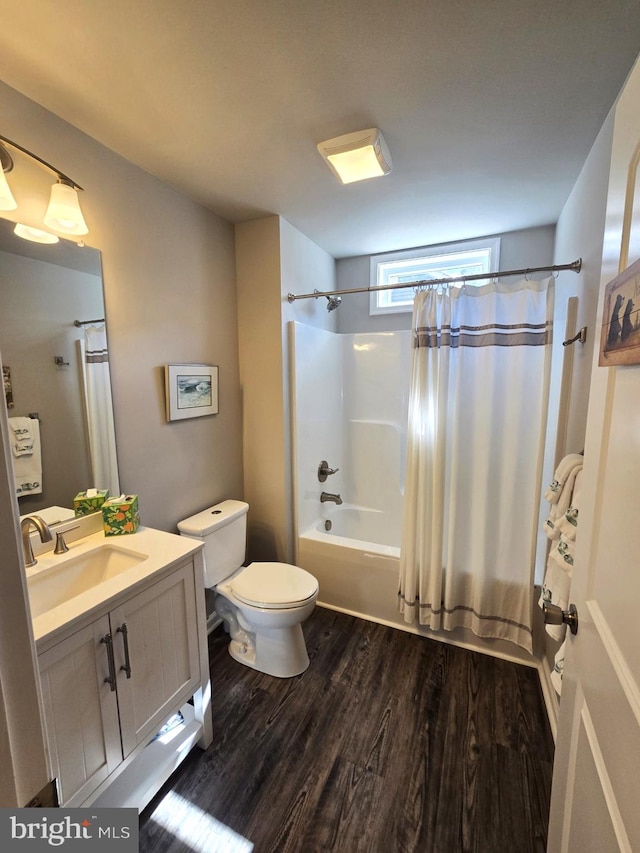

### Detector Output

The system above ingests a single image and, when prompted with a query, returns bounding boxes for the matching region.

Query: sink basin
[27,544,149,618]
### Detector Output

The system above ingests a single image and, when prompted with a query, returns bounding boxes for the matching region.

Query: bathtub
[296,505,403,627]
[296,504,539,666]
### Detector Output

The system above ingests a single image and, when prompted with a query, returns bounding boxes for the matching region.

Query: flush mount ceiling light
[317,128,392,185]
[0,133,89,238]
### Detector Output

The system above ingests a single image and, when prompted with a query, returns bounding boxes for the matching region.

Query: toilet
[178,500,318,678]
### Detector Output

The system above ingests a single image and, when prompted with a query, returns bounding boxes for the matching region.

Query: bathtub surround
[293,297,554,663]
[399,278,554,653]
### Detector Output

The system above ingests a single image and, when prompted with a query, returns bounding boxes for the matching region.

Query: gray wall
[335,225,556,332]
[0,79,243,533]
[235,215,336,563]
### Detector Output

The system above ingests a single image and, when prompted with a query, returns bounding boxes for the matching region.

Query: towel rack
[563,327,587,347]
[74,318,104,327]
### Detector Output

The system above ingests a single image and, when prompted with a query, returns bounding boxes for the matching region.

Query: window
[369,237,501,315]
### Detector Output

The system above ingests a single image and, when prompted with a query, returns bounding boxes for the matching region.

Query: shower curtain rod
[287,258,582,303]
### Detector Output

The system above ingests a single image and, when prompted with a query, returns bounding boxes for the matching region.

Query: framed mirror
[0,217,119,520]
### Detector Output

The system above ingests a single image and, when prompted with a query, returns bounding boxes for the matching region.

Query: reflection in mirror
[0,217,119,516]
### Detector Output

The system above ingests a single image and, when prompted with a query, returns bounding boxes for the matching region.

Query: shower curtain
[398,278,554,652]
[79,323,120,496]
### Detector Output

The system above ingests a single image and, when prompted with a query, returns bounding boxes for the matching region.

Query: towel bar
[563,327,587,347]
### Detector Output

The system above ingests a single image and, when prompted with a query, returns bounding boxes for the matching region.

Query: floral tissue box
[102,494,140,536]
[74,489,109,517]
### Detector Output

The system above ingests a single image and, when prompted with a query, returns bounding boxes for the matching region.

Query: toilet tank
[177,500,248,587]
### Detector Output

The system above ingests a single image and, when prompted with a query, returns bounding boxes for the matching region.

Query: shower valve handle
[318,461,339,482]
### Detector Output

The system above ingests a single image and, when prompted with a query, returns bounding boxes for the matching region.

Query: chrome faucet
[320,491,343,505]
[20,515,53,568]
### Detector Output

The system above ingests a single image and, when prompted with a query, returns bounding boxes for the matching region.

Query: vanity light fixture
[0,143,17,210]
[43,181,88,236]
[317,127,392,184]
[13,223,60,244]
[0,133,89,237]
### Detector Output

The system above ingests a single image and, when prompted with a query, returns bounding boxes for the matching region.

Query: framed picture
[3,365,13,409]
[599,256,640,366]
[164,363,219,421]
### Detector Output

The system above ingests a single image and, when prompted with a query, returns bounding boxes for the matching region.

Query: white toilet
[178,500,318,678]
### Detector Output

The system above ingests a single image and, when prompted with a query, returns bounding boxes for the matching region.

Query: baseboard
[315,601,537,669]
[537,654,559,743]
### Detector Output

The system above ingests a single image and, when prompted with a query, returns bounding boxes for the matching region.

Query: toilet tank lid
[177,499,248,537]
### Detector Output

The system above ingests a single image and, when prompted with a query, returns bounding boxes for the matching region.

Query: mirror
[0,217,119,518]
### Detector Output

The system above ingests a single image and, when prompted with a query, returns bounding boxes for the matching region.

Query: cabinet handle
[100,633,116,691]
[116,623,132,678]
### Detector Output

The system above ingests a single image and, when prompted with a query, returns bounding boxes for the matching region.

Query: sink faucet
[20,515,53,568]
[320,491,343,505]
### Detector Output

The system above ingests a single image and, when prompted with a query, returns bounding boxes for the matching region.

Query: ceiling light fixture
[317,128,392,185]
[0,133,89,237]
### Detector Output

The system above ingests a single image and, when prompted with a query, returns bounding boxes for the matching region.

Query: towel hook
[562,327,587,347]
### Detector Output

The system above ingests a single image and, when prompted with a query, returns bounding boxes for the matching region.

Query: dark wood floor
[139,606,554,853]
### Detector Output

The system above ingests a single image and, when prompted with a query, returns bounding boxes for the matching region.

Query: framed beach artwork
[599,256,640,366]
[164,363,219,421]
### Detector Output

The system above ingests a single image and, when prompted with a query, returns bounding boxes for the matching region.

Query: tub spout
[320,491,342,505]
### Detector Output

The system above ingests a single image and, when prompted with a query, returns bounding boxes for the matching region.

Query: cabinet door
[110,562,200,757]
[38,615,123,806]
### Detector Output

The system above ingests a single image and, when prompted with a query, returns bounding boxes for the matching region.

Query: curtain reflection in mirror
[78,324,120,496]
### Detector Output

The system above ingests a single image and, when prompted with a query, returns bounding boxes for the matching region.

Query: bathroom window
[369,236,501,315]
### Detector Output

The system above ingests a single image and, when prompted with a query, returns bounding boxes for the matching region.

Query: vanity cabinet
[38,559,202,807]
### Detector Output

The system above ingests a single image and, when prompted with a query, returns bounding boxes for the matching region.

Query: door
[547,62,640,851]
[111,562,200,757]
[38,615,122,806]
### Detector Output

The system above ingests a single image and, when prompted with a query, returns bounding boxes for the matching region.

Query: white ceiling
[1,1,639,259]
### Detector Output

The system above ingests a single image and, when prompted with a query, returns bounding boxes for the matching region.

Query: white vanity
[26,521,212,810]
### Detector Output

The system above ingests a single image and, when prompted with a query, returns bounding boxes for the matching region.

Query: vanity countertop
[27,526,203,646]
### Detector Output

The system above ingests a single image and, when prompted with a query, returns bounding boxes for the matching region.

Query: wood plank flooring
[138,606,554,853]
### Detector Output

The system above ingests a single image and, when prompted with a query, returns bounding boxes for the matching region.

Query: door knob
[543,601,579,635]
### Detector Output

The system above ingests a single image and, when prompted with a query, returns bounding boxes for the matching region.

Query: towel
[8,416,34,456]
[555,469,583,542]
[539,543,572,641]
[543,453,584,503]
[12,417,42,496]
[550,639,566,695]
[543,455,583,540]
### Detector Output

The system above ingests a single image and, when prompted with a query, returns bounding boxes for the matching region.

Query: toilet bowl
[178,500,319,678]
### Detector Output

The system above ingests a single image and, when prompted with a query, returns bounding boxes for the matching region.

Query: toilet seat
[230,562,319,609]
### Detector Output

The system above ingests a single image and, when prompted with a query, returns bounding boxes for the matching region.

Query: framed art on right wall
[599,255,640,366]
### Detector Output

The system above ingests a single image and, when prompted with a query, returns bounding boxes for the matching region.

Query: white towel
[550,639,566,695]
[539,543,572,641]
[12,417,42,496]
[543,456,583,540]
[555,469,583,542]
[8,416,34,456]
[543,453,583,504]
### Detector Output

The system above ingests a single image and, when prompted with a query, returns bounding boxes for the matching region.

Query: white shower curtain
[79,324,120,497]
[398,278,554,652]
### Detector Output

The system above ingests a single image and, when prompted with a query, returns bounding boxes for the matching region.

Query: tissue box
[102,495,140,536]
[74,489,109,516]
